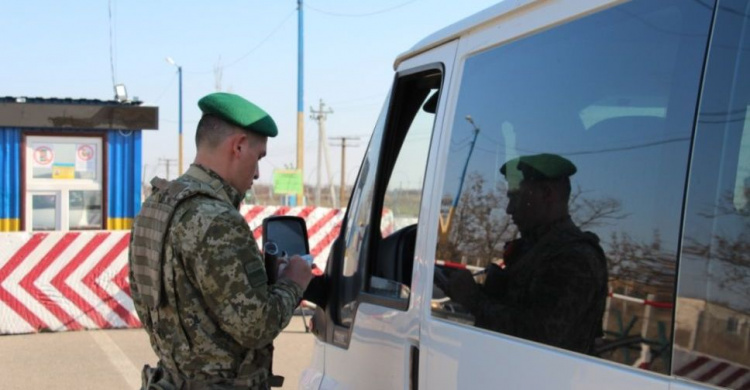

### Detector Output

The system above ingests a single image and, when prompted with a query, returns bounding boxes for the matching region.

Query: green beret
[198,92,278,137]
[500,153,577,190]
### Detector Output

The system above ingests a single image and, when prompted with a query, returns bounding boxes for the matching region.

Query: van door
[420,0,715,388]
[308,41,458,389]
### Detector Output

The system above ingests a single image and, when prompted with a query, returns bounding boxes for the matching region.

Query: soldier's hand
[279,255,314,290]
[447,269,480,308]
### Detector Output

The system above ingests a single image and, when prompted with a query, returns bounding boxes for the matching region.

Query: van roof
[393,0,538,69]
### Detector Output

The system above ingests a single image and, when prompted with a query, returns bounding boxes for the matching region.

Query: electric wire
[304,0,419,17]
[186,9,296,74]
[108,0,117,91]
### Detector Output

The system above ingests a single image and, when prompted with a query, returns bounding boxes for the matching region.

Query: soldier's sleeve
[180,207,303,349]
[472,246,605,351]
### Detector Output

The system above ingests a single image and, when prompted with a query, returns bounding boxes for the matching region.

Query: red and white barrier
[0,207,375,334]
[0,231,138,334]
[673,346,750,388]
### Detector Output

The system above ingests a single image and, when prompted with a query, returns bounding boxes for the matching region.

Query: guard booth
[0,97,158,232]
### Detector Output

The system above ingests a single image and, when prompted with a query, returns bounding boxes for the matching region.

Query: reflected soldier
[443,153,608,354]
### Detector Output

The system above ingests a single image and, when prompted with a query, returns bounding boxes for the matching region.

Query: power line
[185,9,296,75]
[305,0,419,17]
[108,0,117,89]
[152,73,176,104]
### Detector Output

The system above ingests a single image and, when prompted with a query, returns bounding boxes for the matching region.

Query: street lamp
[165,56,183,175]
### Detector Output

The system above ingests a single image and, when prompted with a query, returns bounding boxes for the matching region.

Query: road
[0,313,315,390]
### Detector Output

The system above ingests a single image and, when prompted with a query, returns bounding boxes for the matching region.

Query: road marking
[89,330,142,389]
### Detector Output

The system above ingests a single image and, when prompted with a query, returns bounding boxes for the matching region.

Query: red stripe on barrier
[0,233,48,331]
[643,299,674,309]
[112,258,141,327]
[310,220,343,257]
[242,206,265,223]
[698,362,730,382]
[113,263,131,297]
[676,356,710,376]
[295,207,314,219]
[51,232,111,329]
[438,261,467,270]
[307,209,341,238]
[20,232,80,331]
[719,367,748,388]
[83,234,138,327]
[253,226,263,240]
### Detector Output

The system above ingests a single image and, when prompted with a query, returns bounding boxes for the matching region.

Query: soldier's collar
[522,215,574,243]
[187,164,244,208]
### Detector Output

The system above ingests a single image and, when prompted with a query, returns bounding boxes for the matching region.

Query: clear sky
[1,0,499,187]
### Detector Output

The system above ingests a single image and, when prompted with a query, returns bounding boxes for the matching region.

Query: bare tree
[683,190,750,303]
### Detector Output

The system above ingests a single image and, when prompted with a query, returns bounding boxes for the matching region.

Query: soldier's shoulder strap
[130,176,224,309]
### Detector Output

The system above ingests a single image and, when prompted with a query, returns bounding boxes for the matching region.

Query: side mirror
[262,215,310,257]
[262,216,310,284]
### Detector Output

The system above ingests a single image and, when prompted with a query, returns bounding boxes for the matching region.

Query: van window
[432,0,713,376]
[676,1,750,388]
[335,68,442,328]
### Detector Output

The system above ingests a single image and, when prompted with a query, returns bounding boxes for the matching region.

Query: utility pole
[296,0,305,205]
[310,99,334,206]
[330,136,359,205]
[158,158,178,180]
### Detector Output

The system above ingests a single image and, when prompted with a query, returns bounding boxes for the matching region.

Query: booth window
[24,135,104,231]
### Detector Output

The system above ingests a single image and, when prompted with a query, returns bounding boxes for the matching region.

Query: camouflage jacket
[129,164,303,388]
[468,216,608,355]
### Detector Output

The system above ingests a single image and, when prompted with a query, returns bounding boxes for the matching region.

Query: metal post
[178,65,183,175]
[297,0,305,205]
[340,138,346,205]
[454,116,480,208]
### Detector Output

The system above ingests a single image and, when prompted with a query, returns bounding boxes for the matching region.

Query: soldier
[129,92,313,389]
[442,153,608,355]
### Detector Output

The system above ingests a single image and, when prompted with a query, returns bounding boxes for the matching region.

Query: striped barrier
[0,231,138,334]
[674,347,750,389]
[0,207,391,335]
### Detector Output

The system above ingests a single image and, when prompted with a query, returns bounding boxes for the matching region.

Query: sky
[1,0,500,187]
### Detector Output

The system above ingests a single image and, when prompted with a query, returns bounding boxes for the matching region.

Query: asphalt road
[0,314,315,390]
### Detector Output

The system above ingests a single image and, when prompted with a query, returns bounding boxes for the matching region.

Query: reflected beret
[198,92,278,137]
[501,153,577,188]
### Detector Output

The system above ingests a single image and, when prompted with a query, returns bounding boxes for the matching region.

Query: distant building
[0,96,158,231]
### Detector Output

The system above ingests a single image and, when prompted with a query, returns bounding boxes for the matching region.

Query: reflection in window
[733,105,750,213]
[32,194,57,231]
[677,2,750,387]
[69,190,102,230]
[432,0,713,376]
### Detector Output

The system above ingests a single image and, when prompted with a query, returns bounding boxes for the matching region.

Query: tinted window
[432,0,713,375]
[675,1,750,388]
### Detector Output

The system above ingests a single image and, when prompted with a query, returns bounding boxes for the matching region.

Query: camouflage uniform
[457,217,607,355]
[129,164,302,389]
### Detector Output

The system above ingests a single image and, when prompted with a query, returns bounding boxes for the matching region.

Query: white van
[296,0,750,388]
